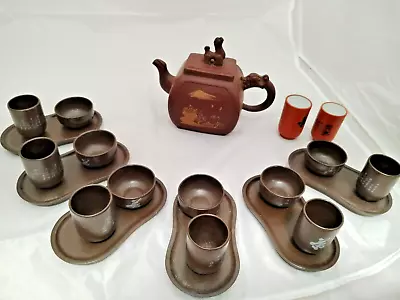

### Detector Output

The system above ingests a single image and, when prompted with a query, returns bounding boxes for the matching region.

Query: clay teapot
[153,37,276,135]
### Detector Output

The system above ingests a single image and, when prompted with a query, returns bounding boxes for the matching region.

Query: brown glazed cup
[292,199,344,255]
[186,214,230,275]
[305,140,347,177]
[259,166,305,208]
[7,94,47,138]
[356,154,400,201]
[177,174,224,218]
[69,184,116,243]
[73,130,118,168]
[54,97,94,129]
[107,164,156,209]
[19,137,64,188]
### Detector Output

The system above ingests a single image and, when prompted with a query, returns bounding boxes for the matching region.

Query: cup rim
[260,165,305,199]
[303,198,344,231]
[306,140,348,167]
[177,174,224,213]
[73,129,117,158]
[54,96,93,118]
[19,137,57,161]
[187,213,230,251]
[69,184,113,218]
[285,94,312,110]
[107,164,156,200]
[367,154,400,177]
[320,101,348,117]
[7,94,40,112]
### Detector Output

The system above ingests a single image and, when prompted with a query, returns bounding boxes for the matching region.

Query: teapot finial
[203,37,225,66]
[213,37,225,59]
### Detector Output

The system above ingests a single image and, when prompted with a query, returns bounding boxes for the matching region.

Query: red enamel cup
[278,94,312,140]
[311,102,347,141]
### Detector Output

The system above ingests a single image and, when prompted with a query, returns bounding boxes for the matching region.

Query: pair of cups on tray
[306,140,400,202]
[178,174,230,275]
[260,164,344,254]
[278,94,347,141]
[8,94,95,139]
[261,138,400,255]
[69,164,156,242]
[19,129,117,189]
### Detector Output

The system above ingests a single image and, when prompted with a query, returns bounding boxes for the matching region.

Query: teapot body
[168,54,244,135]
[153,37,276,136]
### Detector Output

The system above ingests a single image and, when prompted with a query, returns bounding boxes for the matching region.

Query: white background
[0,0,399,299]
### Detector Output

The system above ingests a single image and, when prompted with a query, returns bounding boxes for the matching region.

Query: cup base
[186,253,223,275]
[291,237,318,255]
[85,226,116,244]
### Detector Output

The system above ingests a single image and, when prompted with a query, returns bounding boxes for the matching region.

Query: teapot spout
[152,59,175,94]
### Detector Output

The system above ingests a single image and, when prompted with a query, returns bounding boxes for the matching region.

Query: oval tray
[242,175,340,272]
[16,142,129,206]
[51,179,167,265]
[165,191,240,298]
[288,148,392,216]
[1,111,102,155]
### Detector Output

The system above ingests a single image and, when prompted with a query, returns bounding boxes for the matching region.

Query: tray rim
[1,111,103,155]
[16,142,129,206]
[242,175,340,272]
[288,148,392,216]
[165,190,240,298]
[50,178,167,265]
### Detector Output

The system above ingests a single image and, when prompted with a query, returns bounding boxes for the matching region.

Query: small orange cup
[278,94,312,139]
[311,102,347,141]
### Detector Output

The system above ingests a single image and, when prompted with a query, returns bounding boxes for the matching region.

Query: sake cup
[292,199,344,254]
[186,214,230,275]
[8,94,47,138]
[19,137,64,188]
[69,185,116,243]
[356,154,400,201]
[259,166,305,207]
[177,174,224,217]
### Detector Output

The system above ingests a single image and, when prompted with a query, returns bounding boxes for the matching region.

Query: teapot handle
[241,73,276,112]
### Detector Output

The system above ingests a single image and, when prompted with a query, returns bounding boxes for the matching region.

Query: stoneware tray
[242,175,340,272]
[165,191,240,298]
[1,111,102,155]
[17,142,129,206]
[51,178,167,265]
[288,149,392,216]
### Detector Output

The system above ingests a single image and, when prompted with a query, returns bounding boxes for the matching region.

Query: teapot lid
[183,37,237,82]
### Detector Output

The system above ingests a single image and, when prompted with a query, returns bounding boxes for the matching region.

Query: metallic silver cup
[356,154,400,201]
[19,137,64,189]
[7,94,47,138]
